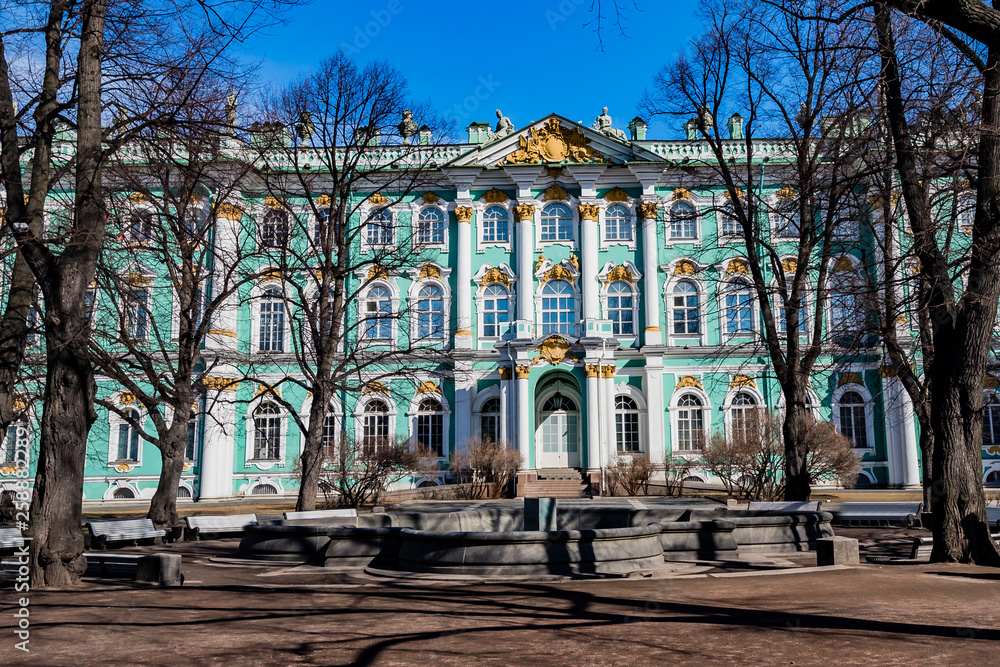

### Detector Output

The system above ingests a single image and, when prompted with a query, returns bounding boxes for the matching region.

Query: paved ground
[2,527,999,666]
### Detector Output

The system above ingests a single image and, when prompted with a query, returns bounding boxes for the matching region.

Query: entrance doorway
[536,379,581,468]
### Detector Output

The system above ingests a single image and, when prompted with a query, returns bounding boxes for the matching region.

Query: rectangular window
[726,292,753,333]
[127,288,150,340]
[417,413,444,457]
[615,412,640,452]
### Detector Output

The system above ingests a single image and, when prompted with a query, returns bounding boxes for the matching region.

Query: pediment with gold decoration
[531,335,577,366]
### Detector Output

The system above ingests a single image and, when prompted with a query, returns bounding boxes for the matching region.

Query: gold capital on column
[601,365,616,379]
[584,364,600,378]
[514,204,535,222]
[638,202,659,220]
[515,365,531,380]
[455,206,473,223]
[498,367,512,380]
[578,203,600,221]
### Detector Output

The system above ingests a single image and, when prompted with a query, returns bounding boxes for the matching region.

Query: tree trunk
[782,377,812,501]
[919,424,934,512]
[296,386,329,512]
[147,421,187,529]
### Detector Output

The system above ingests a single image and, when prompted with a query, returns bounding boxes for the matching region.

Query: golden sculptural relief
[129,192,149,204]
[264,195,284,209]
[514,203,535,222]
[604,187,629,202]
[203,377,240,392]
[578,203,600,221]
[12,396,26,412]
[534,336,575,366]
[672,188,692,201]
[362,381,389,395]
[421,192,441,204]
[418,264,442,280]
[480,188,511,203]
[254,384,281,398]
[776,185,796,200]
[725,258,749,275]
[515,365,531,380]
[315,194,332,207]
[502,118,605,165]
[416,380,441,394]
[569,254,580,272]
[534,254,546,272]
[115,463,134,474]
[259,267,283,283]
[367,265,389,281]
[119,392,138,406]
[498,367,512,381]
[723,187,744,200]
[454,329,472,336]
[601,365,615,379]
[675,375,703,390]
[480,267,510,289]
[454,206,473,223]
[369,192,389,206]
[673,259,697,276]
[126,273,152,286]
[543,262,574,285]
[781,258,798,274]
[730,374,757,389]
[838,372,863,387]
[637,201,659,220]
[605,264,634,286]
[584,364,601,378]
[832,256,854,273]
[543,184,570,202]
[215,203,245,221]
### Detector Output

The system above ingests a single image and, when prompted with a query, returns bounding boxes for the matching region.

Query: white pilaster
[515,366,532,467]
[884,374,920,487]
[580,204,600,321]
[454,360,472,453]
[205,200,243,351]
[198,379,238,499]
[454,206,473,348]
[639,201,662,347]
[499,368,511,444]
[514,204,535,338]
[585,365,601,471]
[644,358,666,466]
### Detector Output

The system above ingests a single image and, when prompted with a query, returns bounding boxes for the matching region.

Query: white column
[453,360,472,453]
[579,204,600,322]
[639,201,662,347]
[205,201,243,351]
[884,373,920,488]
[454,206,473,348]
[499,367,511,444]
[515,366,532,467]
[601,364,616,468]
[514,204,535,338]
[198,379,238,499]
[585,365,601,471]
[644,359,666,466]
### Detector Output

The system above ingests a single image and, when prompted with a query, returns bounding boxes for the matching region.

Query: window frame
[479,204,511,248]
[603,203,635,245]
[537,279,579,337]
[832,384,876,452]
[537,202,576,247]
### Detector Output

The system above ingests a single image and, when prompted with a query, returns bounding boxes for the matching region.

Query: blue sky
[240,0,704,140]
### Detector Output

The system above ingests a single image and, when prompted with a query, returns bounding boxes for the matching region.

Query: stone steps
[522,479,590,499]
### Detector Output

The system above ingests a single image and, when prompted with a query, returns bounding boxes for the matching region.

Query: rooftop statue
[398,109,418,141]
[489,109,514,140]
[225,88,238,129]
[593,106,628,141]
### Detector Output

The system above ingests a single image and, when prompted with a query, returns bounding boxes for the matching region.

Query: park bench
[283,508,357,522]
[987,506,1000,531]
[184,514,257,540]
[747,501,822,512]
[0,525,25,554]
[84,552,183,586]
[86,518,166,549]
[831,502,923,527]
[910,531,1000,560]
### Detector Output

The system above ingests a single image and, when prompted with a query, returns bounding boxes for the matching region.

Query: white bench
[747,501,822,512]
[832,502,923,527]
[185,514,258,540]
[87,518,166,549]
[987,506,1000,531]
[283,509,357,522]
[910,531,1000,560]
[0,525,25,553]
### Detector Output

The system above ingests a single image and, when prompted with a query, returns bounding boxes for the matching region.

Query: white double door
[537,407,581,468]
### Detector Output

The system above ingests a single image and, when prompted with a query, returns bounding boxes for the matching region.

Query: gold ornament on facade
[533,336,575,366]
[454,206,473,223]
[578,203,600,221]
[12,396,26,412]
[203,376,239,392]
[115,463,134,474]
[259,267,282,283]
[367,265,389,281]
[601,365,615,379]
[673,259,697,276]
[455,328,472,336]
[417,380,441,394]
[498,367,512,381]
[421,192,441,204]
[480,188,510,203]
[725,258,749,276]
[603,187,629,202]
[480,267,510,289]
[645,326,661,332]
[675,375,703,390]
[637,201,659,220]
[362,381,389,395]
[264,196,284,209]
[119,392,138,406]
[838,372,863,387]
[893,315,908,325]
[368,193,389,206]
[730,374,757,389]
[315,194,332,207]
[542,184,570,202]
[0,465,22,475]
[514,365,531,380]
[569,254,580,272]
[584,364,601,378]
[215,203,244,221]
[543,263,574,285]
[534,254,546,272]
[776,186,796,200]
[604,264,634,287]
[128,192,149,204]
[418,264,442,280]
[502,118,603,165]
[254,384,280,399]
[126,273,152,286]
[514,203,535,222]
[781,258,797,273]
[672,188,692,201]
[545,166,563,179]
[832,256,854,273]
[723,187,744,200]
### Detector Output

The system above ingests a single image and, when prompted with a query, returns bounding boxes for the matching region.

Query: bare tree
[246,52,456,512]
[642,0,878,500]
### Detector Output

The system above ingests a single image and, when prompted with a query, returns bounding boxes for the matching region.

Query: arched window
[984,394,1000,446]
[176,485,192,499]
[363,399,390,450]
[775,198,801,237]
[607,281,635,336]
[249,483,278,496]
[482,205,509,243]
[829,273,860,334]
[729,392,758,441]
[540,280,576,335]
[957,195,976,230]
[125,284,150,341]
[185,407,203,461]
[540,203,573,242]
[117,409,141,461]
[986,469,1000,487]
[672,281,700,334]
[676,394,704,451]
[416,207,445,245]
[260,208,289,247]
[415,284,445,339]
[129,211,153,243]
[415,398,444,457]
[113,487,136,499]
[252,402,282,460]
[479,397,501,443]
[321,411,338,461]
[605,203,632,242]
[258,287,285,352]
[615,396,640,452]
[314,207,331,245]
[2,416,28,464]
[481,284,510,338]
[724,279,754,334]
[367,208,393,245]
[838,391,868,448]
[363,285,392,340]
[670,201,698,240]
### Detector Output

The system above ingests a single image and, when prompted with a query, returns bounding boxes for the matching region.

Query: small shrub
[450,437,522,499]
[318,435,436,508]
[606,453,656,496]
